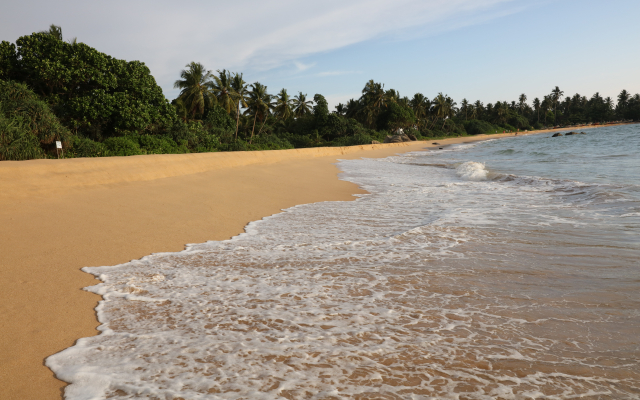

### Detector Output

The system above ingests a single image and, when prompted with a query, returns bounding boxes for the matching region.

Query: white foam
[455,161,489,181]
[46,154,640,399]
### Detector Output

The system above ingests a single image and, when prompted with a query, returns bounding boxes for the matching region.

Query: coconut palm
[212,69,235,115]
[244,82,273,143]
[432,93,454,129]
[551,86,564,124]
[274,89,294,121]
[292,92,313,117]
[173,62,216,120]
[460,98,469,120]
[473,100,484,120]
[518,94,527,115]
[533,98,541,123]
[230,73,249,140]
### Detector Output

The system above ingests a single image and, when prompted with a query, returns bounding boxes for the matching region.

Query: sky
[1,0,639,109]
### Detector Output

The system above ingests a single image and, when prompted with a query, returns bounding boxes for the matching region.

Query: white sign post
[56,141,62,158]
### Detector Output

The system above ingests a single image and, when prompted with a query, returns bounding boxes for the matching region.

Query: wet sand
[0,123,633,399]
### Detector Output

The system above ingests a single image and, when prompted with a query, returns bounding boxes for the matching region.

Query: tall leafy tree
[174,62,216,120]
[460,98,469,120]
[244,82,273,143]
[4,31,175,139]
[230,72,249,140]
[292,92,313,117]
[533,98,541,123]
[518,94,527,115]
[274,89,294,120]
[551,86,564,124]
[212,69,235,115]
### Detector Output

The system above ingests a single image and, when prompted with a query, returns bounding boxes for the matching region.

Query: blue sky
[2,0,639,109]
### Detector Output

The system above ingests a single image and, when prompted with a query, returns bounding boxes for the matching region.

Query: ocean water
[47,125,640,400]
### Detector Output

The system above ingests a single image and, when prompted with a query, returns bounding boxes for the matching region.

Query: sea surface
[48,125,640,399]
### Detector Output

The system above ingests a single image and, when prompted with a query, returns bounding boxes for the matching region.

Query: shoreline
[0,122,635,399]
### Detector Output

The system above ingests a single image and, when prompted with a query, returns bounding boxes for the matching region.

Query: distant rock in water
[565,132,577,136]
[371,140,381,144]
[384,134,411,144]
[580,132,586,134]
[552,133,563,137]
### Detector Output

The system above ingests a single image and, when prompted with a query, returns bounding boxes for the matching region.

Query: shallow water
[48,125,640,399]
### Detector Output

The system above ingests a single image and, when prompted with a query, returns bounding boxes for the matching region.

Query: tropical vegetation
[1,25,639,160]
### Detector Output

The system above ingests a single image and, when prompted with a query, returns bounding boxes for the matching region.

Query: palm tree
[518,94,527,115]
[551,86,564,124]
[494,101,508,125]
[410,93,429,128]
[212,69,235,115]
[469,104,478,120]
[473,100,484,120]
[533,98,541,123]
[334,103,347,116]
[244,82,273,143]
[432,93,453,129]
[460,98,469,120]
[274,89,294,120]
[292,92,313,117]
[230,73,249,140]
[174,62,216,120]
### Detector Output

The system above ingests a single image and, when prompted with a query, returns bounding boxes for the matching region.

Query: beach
[0,124,633,400]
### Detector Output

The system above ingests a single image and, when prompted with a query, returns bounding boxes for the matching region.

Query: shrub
[0,79,71,158]
[137,135,188,154]
[103,136,141,156]
[66,135,109,158]
[463,120,498,135]
[0,113,44,160]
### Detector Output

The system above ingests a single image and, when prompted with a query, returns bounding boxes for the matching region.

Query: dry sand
[0,124,629,399]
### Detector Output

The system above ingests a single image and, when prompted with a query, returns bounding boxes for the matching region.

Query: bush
[0,113,44,160]
[137,135,188,154]
[103,136,141,156]
[66,135,109,158]
[0,79,71,158]
[463,120,498,135]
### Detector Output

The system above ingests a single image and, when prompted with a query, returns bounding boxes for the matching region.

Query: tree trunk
[235,105,240,141]
[249,112,257,144]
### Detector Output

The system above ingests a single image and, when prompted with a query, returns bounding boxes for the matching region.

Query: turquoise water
[48,125,640,399]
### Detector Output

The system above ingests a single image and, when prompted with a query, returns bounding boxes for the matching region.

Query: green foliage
[204,104,236,131]
[313,94,329,127]
[103,136,142,156]
[377,101,416,131]
[0,41,16,81]
[0,113,44,160]
[5,33,176,139]
[137,135,188,154]
[463,120,499,135]
[0,79,70,159]
[66,135,109,158]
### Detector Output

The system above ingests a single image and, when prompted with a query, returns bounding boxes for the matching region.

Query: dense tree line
[1,25,638,160]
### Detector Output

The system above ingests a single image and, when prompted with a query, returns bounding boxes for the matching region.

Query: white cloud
[294,61,316,72]
[1,0,520,98]
[317,71,360,77]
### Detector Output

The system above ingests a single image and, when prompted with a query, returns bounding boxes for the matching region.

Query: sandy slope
[0,124,629,399]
